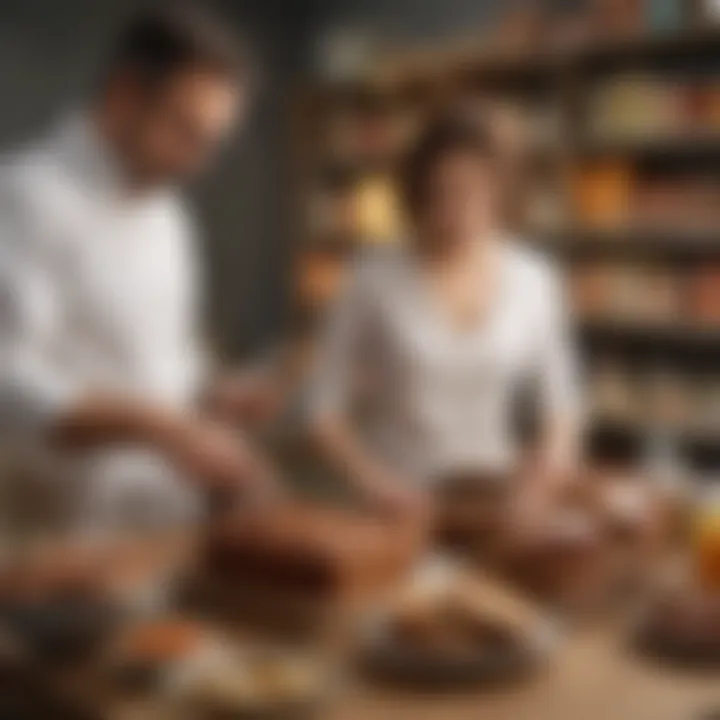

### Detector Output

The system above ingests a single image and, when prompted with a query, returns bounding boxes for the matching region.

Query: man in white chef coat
[0,4,277,538]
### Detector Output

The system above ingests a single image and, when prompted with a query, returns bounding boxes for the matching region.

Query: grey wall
[0,0,316,359]
[202,0,316,358]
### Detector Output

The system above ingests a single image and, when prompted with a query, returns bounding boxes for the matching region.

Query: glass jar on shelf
[691,479,720,594]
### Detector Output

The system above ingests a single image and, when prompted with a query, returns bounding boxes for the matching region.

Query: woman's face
[419,150,498,247]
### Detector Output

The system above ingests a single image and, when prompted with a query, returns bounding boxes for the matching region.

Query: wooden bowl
[634,591,720,668]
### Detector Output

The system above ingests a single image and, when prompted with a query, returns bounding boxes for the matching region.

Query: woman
[309,106,582,523]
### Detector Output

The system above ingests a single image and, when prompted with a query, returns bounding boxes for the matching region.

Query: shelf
[579,27,720,68]
[579,322,720,368]
[534,229,720,261]
[455,50,566,89]
[463,28,720,82]
[588,417,720,465]
[311,28,720,102]
[306,230,720,262]
[577,135,720,161]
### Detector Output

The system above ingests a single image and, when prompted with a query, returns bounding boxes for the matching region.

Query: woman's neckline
[405,232,512,339]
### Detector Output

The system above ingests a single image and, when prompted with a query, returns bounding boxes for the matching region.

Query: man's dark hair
[103,3,245,90]
[400,104,498,219]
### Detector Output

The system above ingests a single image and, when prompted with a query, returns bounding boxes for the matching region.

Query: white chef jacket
[310,242,581,482]
[0,115,206,536]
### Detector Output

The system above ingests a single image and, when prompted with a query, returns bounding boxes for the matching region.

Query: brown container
[202,503,423,603]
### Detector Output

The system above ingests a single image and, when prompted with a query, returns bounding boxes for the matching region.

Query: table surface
[111,620,718,720]
[331,623,719,720]
[12,532,717,720]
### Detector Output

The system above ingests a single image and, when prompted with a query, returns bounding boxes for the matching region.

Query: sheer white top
[310,240,581,482]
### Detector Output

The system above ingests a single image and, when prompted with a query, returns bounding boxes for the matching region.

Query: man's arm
[0,180,275,497]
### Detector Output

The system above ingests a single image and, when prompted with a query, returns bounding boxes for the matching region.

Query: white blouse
[310,240,581,483]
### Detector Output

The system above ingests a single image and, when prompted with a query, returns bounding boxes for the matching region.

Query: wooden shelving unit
[291,21,720,465]
[534,229,720,260]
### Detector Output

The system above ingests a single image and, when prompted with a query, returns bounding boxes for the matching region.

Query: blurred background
[2,0,719,469]
[0,4,719,718]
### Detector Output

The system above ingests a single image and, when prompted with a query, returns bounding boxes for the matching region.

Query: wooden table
[328,623,718,720]
[109,620,717,720]
[7,533,717,720]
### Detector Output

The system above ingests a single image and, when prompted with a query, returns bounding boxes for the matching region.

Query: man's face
[113,68,244,186]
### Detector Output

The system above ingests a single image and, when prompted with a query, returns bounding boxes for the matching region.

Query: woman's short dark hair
[399,105,498,219]
[103,3,246,90]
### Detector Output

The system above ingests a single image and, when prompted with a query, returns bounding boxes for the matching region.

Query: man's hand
[359,469,430,524]
[157,415,281,503]
[47,393,282,507]
[204,371,283,427]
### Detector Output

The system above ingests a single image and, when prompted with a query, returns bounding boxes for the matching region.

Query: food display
[687,264,720,327]
[572,162,633,230]
[570,262,683,325]
[588,361,643,423]
[352,175,404,241]
[587,74,720,145]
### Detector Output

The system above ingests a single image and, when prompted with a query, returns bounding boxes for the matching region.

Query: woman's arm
[312,415,427,519]
[308,260,427,520]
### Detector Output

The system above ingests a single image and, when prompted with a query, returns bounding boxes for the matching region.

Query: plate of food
[176,645,330,720]
[357,558,557,689]
[0,554,121,665]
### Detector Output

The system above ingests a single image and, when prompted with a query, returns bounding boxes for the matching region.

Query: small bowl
[632,591,720,668]
[0,595,120,665]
